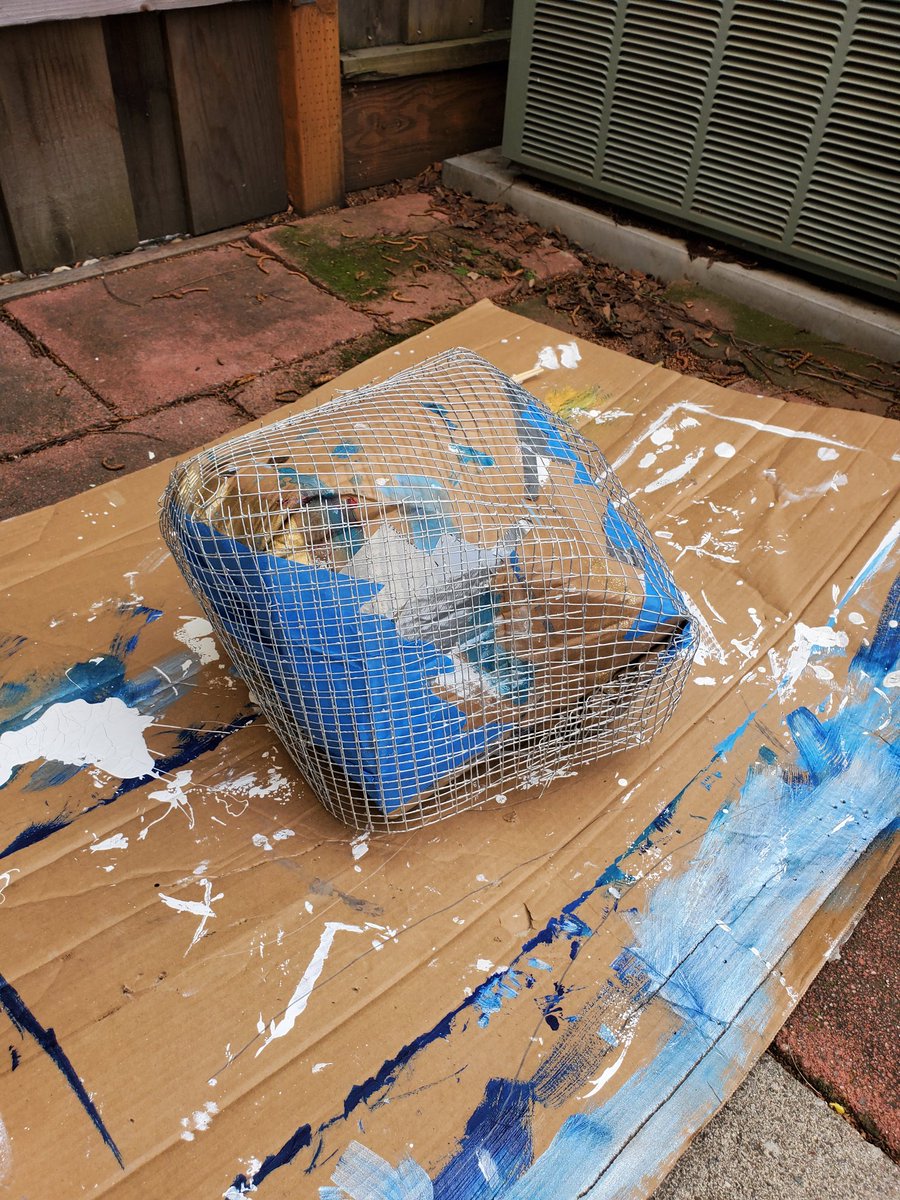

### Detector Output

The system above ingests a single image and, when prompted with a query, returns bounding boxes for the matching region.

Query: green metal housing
[502,0,899,299]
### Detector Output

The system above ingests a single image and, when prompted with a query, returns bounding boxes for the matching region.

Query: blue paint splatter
[449,443,495,469]
[0,971,123,1167]
[331,443,362,458]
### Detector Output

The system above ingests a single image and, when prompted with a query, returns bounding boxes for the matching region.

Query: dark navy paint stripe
[0,971,124,1168]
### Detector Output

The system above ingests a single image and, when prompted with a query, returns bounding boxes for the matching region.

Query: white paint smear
[0,696,154,787]
[882,669,900,689]
[818,446,839,461]
[159,877,222,954]
[350,832,370,861]
[0,1113,10,1185]
[777,472,848,506]
[256,921,374,1055]
[174,616,219,665]
[643,448,704,494]
[534,341,582,371]
[90,832,129,853]
[582,1045,628,1100]
[778,623,849,698]
[312,1062,332,1074]
[0,870,18,905]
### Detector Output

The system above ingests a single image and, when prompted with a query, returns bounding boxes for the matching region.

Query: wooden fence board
[482,0,514,30]
[165,1,286,235]
[104,12,187,240]
[274,0,344,214]
[339,0,405,51]
[341,30,510,81]
[0,19,137,272]
[0,0,244,27]
[342,62,506,190]
[0,199,17,274]
[406,0,483,44]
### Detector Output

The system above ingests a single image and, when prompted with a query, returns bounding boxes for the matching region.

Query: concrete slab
[0,397,246,519]
[6,244,373,416]
[0,320,110,455]
[655,1054,900,1200]
[444,149,900,362]
[775,860,900,1157]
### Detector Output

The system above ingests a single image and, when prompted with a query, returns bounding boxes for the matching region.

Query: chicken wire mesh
[160,348,697,831]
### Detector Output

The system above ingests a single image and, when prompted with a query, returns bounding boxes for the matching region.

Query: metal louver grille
[692,0,845,238]
[792,2,900,283]
[520,0,616,175]
[603,0,720,204]
[504,0,900,298]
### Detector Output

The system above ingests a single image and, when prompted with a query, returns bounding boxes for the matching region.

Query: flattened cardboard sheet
[0,301,898,1200]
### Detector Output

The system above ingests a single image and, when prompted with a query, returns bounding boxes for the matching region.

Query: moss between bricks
[271,226,518,304]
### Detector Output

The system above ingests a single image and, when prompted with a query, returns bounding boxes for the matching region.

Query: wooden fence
[0,0,512,275]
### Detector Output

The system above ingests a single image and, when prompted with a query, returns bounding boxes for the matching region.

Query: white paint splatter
[778,624,849,698]
[650,427,674,447]
[256,922,381,1055]
[0,697,154,787]
[882,669,900,688]
[90,832,129,853]
[694,677,716,686]
[253,832,273,853]
[848,611,865,626]
[159,877,223,954]
[642,448,704,494]
[214,768,290,817]
[831,815,854,834]
[350,832,370,862]
[818,446,839,461]
[0,1113,10,1184]
[534,341,581,371]
[612,400,858,473]
[174,616,219,665]
[312,1062,331,1074]
[180,1100,219,1141]
[139,769,194,840]
[637,452,657,469]
[475,958,495,972]
[714,442,735,459]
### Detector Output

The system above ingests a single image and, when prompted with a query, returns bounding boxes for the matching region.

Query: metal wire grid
[160,348,697,831]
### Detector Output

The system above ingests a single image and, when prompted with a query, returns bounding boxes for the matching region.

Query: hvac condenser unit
[502,0,899,299]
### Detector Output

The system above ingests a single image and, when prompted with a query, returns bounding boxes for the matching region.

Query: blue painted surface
[174,513,511,813]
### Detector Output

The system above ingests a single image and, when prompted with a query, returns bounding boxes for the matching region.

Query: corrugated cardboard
[0,300,897,1199]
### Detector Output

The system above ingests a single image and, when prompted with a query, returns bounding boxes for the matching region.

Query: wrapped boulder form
[160,349,697,829]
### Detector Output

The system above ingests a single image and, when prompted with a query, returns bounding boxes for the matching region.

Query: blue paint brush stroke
[0,971,123,1167]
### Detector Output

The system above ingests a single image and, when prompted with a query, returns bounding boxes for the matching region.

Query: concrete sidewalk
[1,182,897,1196]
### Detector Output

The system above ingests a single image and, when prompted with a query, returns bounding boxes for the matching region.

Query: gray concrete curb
[443,149,900,363]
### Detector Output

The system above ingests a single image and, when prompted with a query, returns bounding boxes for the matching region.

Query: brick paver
[0,397,246,518]
[0,320,110,455]
[7,244,373,417]
[775,860,900,1156]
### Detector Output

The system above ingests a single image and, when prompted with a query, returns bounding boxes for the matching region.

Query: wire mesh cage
[160,349,697,831]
